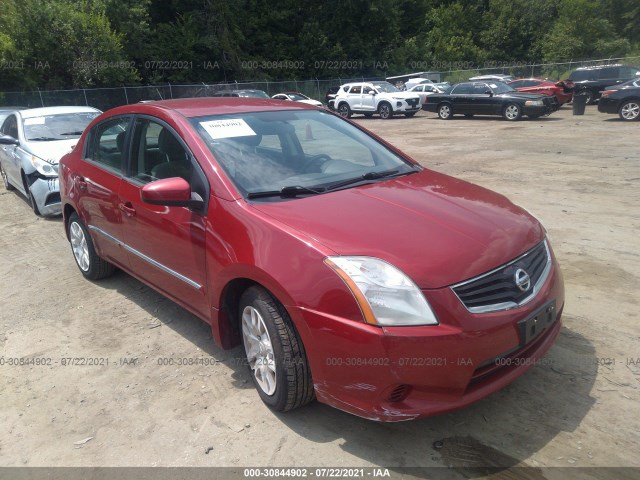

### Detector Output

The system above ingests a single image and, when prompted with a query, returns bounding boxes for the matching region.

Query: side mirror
[484,90,493,96]
[141,177,204,209]
[0,134,19,146]
[370,91,376,95]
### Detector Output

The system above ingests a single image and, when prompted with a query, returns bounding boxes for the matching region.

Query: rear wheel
[438,103,453,120]
[619,100,640,121]
[240,286,314,412]
[0,163,14,190]
[503,103,522,121]
[67,213,115,280]
[378,102,393,119]
[337,103,351,118]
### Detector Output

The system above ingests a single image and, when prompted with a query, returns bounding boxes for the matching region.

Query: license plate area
[518,300,557,347]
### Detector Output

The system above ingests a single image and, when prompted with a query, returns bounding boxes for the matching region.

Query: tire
[378,102,393,119]
[619,100,640,121]
[404,112,417,117]
[0,163,14,191]
[239,286,314,412]
[67,212,115,280]
[503,103,522,121]
[438,103,452,120]
[337,103,351,118]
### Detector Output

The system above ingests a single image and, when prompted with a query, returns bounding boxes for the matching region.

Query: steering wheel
[302,154,332,173]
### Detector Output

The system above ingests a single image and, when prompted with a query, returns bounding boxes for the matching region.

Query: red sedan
[508,78,574,105]
[59,98,564,421]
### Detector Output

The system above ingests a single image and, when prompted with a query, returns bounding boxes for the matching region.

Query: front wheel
[240,286,314,412]
[337,103,351,118]
[503,103,522,121]
[67,213,115,280]
[619,100,640,121]
[378,102,393,119]
[438,103,452,120]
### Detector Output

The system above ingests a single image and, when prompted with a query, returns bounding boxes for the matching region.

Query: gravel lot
[1,105,638,478]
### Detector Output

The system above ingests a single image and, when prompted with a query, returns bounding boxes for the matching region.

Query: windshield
[372,82,400,93]
[489,82,516,94]
[23,112,99,141]
[191,109,416,200]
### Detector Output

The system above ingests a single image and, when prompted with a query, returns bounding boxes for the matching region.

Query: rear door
[118,116,209,319]
[75,116,132,266]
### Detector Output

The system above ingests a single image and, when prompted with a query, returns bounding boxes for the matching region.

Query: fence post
[123,87,129,105]
[37,88,44,107]
[83,89,88,106]
[168,82,173,99]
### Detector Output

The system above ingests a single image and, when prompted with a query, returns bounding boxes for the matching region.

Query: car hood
[24,139,79,163]
[251,170,544,289]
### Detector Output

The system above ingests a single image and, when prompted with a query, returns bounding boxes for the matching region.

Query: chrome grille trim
[451,240,552,314]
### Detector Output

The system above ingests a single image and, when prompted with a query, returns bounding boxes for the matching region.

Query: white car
[408,83,446,105]
[404,77,434,90]
[0,106,101,216]
[333,82,421,119]
[271,92,323,107]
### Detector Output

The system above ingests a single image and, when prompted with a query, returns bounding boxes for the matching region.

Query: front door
[118,117,209,320]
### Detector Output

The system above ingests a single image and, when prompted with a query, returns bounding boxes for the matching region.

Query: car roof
[18,106,100,119]
[103,97,318,119]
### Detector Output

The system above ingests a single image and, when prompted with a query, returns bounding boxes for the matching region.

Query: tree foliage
[0,0,638,90]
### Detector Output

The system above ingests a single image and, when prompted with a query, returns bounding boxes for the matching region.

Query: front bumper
[28,175,61,216]
[597,98,619,114]
[394,99,420,113]
[291,259,564,422]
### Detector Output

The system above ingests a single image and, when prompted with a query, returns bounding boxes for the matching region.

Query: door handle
[76,176,87,192]
[119,202,136,217]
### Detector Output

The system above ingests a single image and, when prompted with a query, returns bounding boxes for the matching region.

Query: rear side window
[452,84,474,95]
[570,70,596,81]
[349,86,362,94]
[85,117,132,173]
[598,67,619,79]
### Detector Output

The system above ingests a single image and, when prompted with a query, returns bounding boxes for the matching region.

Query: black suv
[568,64,640,104]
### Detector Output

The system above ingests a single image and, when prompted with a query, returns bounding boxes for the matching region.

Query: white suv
[332,82,421,119]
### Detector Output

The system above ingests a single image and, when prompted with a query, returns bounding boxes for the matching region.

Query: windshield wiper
[325,168,416,191]
[28,137,62,141]
[60,131,83,136]
[247,185,326,199]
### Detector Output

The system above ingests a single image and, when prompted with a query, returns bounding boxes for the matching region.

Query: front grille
[452,241,551,313]
[406,98,419,108]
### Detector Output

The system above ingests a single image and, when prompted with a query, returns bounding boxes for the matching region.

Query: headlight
[324,256,438,326]
[525,100,544,106]
[30,155,58,177]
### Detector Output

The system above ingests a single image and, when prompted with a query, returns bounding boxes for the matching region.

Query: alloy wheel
[242,305,277,395]
[620,101,640,121]
[69,221,90,272]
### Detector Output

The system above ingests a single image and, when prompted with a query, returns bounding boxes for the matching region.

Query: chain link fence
[1,57,639,111]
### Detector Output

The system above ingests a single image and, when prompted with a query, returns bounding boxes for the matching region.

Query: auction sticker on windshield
[200,118,256,139]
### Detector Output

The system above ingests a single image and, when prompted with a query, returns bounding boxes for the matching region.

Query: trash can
[573,93,588,115]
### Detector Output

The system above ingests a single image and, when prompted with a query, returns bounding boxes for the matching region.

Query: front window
[191,110,417,200]
[23,112,99,141]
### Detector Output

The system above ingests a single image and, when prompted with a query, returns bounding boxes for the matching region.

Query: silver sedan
[0,106,100,216]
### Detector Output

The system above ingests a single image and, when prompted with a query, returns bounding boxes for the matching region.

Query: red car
[59,98,564,421]
[508,78,574,105]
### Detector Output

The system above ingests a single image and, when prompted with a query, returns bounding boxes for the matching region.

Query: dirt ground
[1,105,639,478]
